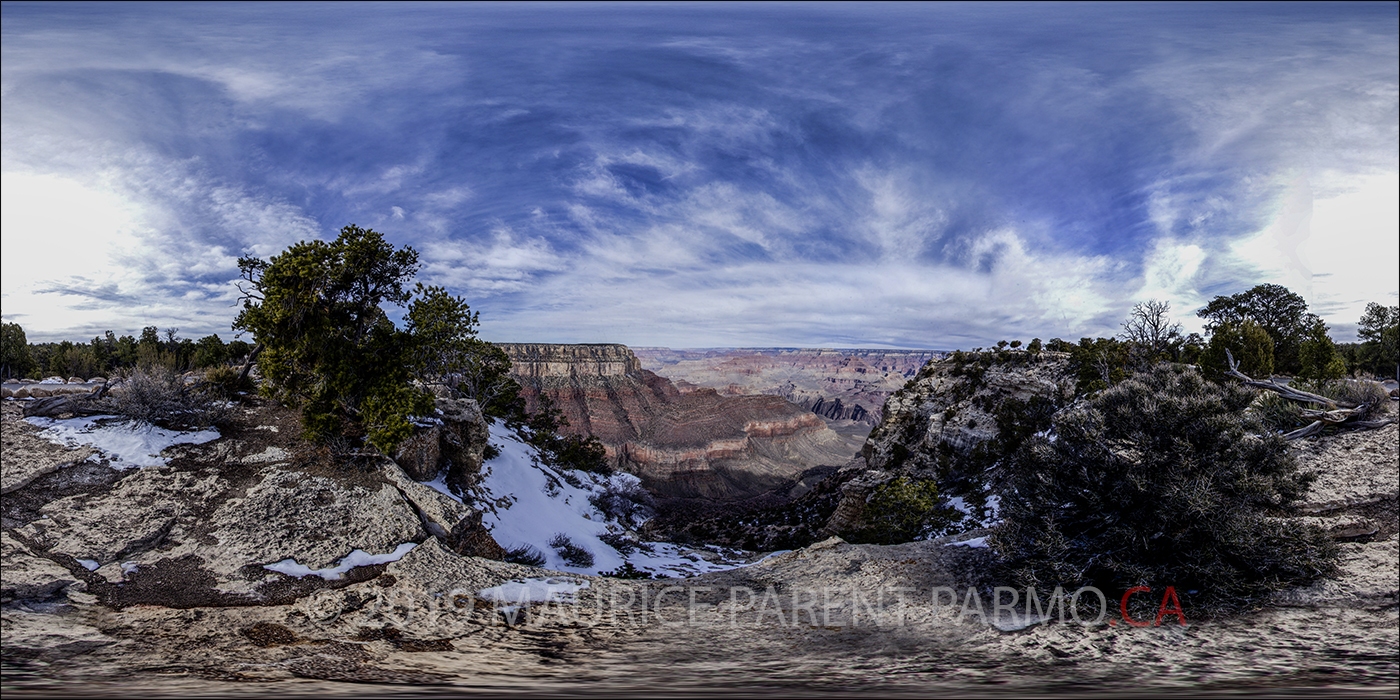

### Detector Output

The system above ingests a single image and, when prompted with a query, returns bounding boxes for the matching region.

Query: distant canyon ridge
[498,344,863,501]
[632,347,941,426]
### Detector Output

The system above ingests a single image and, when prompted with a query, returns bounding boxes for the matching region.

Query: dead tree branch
[1224,349,1395,439]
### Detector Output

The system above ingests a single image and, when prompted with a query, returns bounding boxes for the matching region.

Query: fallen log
[1281,421,1326,440]
[1224,349,1394,439]
[1223,350,1355,409]
[21,394,113,419]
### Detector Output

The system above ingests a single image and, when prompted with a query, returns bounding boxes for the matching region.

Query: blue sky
[3,2,1396,348]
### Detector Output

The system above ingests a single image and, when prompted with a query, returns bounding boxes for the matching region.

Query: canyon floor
[2,400,1397,698]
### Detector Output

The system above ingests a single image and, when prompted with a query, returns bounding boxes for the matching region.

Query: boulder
[391,397,489,493]
[375,455,501,559]
[67,377,86,384]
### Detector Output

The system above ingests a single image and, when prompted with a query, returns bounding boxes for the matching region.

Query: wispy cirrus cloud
[3,2,1395,345]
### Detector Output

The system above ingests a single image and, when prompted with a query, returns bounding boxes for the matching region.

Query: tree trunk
[1225,349,1396,439]
[236,342,264,386]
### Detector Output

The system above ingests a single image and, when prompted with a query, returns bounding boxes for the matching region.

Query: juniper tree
[990,363,1336,616]
[234,224,432,451]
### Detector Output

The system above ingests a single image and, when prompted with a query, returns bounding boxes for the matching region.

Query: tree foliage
[1066,337,1129,394]
[233,224,433,451]
[1353,302,1399,379]
[990,363,1337,616]
[1296,317,1346,386]
[1199,319,1274,381]
[1197,284,1314,374]
[2,321,33,379]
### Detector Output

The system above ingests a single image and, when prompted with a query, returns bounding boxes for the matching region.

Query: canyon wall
[631,348,942,426]
[498,344,855,499]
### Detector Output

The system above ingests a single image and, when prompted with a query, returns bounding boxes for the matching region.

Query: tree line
[1014,284,1396,393]
[1,322,252,381]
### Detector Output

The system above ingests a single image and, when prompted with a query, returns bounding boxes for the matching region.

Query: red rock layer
[499,344,854,499]
[632,348,940,425]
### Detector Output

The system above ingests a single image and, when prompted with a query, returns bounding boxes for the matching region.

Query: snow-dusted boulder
[392,397,489,492]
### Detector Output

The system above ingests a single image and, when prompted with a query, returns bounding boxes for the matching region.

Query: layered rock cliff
[498,344,855,499]
[632,348,940,426]
[663,350,1076,549]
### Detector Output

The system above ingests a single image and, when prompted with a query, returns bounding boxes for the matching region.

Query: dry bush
[1318,379,1391,414]
[547,533,594,568]
[100,366,230,429]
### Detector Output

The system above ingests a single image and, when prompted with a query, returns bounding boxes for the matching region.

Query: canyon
[498,344,856,500]
[632,347,940,428]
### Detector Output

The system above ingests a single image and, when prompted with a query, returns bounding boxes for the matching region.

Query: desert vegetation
[989,363,1339,616]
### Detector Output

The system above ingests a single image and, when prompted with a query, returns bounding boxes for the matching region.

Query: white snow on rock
[947,536,989,548]
[263,542,419,580]
[427,422,758,578]
[76,559,100,571]
[476,577,589,605]
[24,415,220,469]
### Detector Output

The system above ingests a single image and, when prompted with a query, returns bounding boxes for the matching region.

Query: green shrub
[845,477,955,545]
[990,363,1337,617]
[201,365,254,398]
[1250,392,1308,433]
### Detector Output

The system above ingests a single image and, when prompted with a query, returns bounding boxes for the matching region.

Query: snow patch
[430,422,765,577]
[947,536,989,548]
[24,415,219,469]
[476,577,590,605]
[263,542,418,580]
[75,559,100,571]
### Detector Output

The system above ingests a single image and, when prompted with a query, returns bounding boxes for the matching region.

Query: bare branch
[1224,348,1354,408]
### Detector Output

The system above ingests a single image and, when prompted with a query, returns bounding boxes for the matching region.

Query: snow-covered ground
[24,415,220,468]
[476,577,589,605]
[430,422,757,578]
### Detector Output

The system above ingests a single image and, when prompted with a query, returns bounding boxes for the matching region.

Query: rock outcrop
[0,399,502,609]
[391,397,490,494]
[668,350,1074,547]
[632,347,940,426]
[827,350,1072,536]
[498,343,855,499]
[2,378,106,399]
